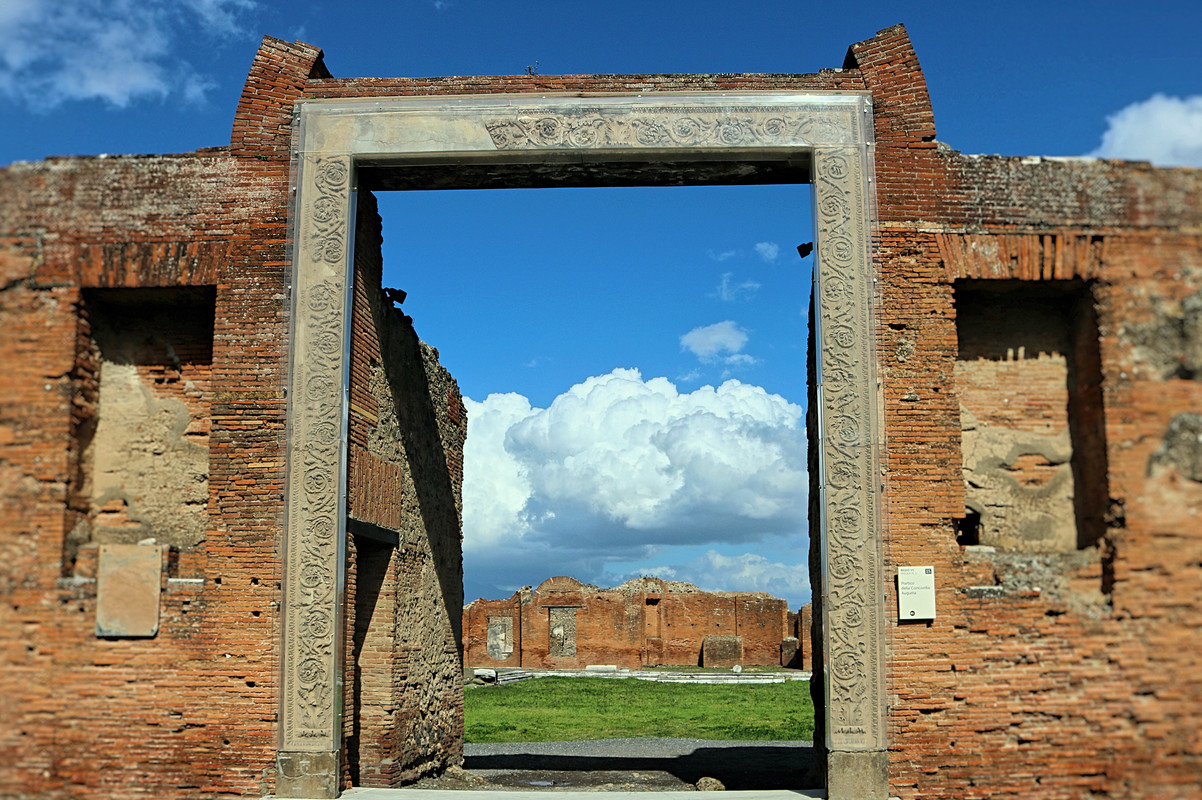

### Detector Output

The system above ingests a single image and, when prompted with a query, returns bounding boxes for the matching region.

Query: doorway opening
[363,183,819,790]
[280,91,886,799]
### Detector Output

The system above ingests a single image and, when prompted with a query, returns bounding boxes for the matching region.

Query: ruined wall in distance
[463,576,794,670]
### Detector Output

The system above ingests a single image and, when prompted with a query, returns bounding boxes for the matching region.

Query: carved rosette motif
[813,145,884,750]
[282,155,351,752]
[486,106,857,150]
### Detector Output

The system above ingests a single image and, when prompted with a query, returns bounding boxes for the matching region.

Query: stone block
[827,749,888,800]
[276,751,339,799]
[701,635,743,667]
[781,636,799,668]
[95,543,161,638]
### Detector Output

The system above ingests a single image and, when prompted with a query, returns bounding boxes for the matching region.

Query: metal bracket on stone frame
[281,92,886,799]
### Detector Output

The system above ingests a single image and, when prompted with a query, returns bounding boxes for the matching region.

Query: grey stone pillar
[812,144,887,800]
[278,153,354,799]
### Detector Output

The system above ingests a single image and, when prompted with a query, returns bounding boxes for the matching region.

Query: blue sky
[3,1,1200,607]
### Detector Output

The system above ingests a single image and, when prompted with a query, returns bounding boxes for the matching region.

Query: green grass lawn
[464,677,814,743]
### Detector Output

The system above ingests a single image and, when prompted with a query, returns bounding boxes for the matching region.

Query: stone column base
[827,749,888,800]
[276,751,340,798]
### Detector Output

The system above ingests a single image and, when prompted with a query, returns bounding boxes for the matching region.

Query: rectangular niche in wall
[954,280,1108,551]
[70,287,215,561]
[486,616,514,660]
[548,607,577,658]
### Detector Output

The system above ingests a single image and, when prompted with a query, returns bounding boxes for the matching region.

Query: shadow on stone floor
[462,744,821,791]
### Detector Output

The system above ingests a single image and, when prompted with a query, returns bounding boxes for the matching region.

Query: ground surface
[407,738,820,792]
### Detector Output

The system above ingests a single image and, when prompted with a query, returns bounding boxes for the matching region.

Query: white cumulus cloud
[754,241,780,262]
[461,370,808,602]
[461,392,538,549]
[680,320,749,361]
[0,0,257,108]
[1086,94,1202,167]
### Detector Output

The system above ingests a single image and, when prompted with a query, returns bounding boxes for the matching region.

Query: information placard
[898,566,936,621]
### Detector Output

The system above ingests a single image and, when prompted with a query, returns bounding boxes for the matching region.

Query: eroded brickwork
[75,288,215,555]
[463,576,794,669]
[0,41,466,797]
[0,151,293,798]
[849,27,1202,799]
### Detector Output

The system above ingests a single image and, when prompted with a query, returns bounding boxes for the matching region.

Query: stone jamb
[280,92,886,799]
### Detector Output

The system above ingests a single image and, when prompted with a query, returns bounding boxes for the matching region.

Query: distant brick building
[1,22,1200,800]
[463,576,810,670]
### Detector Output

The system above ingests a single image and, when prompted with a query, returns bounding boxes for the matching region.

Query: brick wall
[344,192,467,788]
[463,576,795,670]
[784,603,813,670]
[844,27,1202,800]
[0,152,291,798]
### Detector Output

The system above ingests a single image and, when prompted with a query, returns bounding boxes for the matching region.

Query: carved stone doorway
[280,93,887,799]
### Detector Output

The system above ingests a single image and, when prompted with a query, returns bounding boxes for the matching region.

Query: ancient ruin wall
[345,192,467,788]
[3,32,868,798]
[955,282,1088,553]
[464,577,794,670]
[853,26,1202,797]
[72,288,215,558]
[0,151,295,798]
[4,25,1202,800]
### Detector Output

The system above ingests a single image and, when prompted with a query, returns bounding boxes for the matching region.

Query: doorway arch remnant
[280,92,887,798]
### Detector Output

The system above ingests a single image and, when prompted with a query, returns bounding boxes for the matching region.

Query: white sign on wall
[898,566,936,621]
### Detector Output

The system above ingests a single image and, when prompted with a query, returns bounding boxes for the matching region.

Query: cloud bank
[461,369,809,605]
[1087,94,1202,168]
[0,0,256,108]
